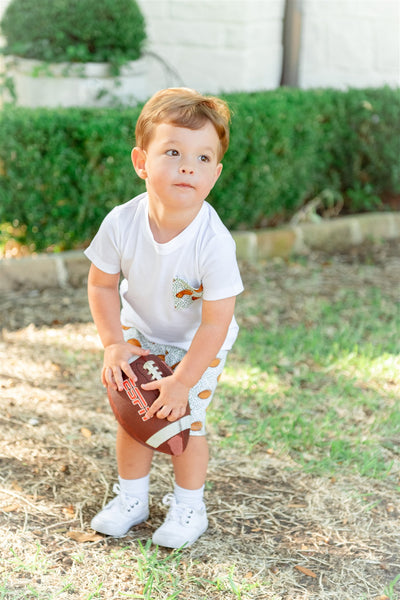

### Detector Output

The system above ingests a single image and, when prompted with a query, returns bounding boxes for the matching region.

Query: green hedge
[0,87,399,252]
[1,0,146,65]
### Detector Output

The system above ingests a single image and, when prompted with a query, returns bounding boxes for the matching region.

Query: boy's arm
[87,264,149,390]
[143,296,236,421]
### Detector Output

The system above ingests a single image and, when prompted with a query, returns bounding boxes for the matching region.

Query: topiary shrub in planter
[0,0,148,107]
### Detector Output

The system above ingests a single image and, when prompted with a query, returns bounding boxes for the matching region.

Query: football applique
[172,277,203,309]
[107,354,192,456]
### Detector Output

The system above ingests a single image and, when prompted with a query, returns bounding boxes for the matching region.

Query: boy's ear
[214,162,223,183]
[131,147,147,179]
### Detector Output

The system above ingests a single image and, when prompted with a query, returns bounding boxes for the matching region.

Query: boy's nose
[179,163,194,175]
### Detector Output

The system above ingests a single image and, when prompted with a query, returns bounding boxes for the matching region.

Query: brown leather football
[107,354,191,456]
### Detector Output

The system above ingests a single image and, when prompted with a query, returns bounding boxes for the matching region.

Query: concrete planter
[4,55,149,107]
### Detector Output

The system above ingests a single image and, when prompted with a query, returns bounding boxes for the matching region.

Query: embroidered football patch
[172,277,203,310]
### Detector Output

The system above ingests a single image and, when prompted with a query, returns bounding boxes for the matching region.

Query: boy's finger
[134,347,151,356]
[141,380,160,390]
[121,362,137,383]
[166,407,184,422]
[103,366,118,390]
[146,398,163,418]
[113,367,125,392]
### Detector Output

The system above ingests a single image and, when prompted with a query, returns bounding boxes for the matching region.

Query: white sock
[118,474,150,504]
[174,482,205,508]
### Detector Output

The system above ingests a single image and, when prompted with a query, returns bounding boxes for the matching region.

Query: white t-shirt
[84,193,244,351]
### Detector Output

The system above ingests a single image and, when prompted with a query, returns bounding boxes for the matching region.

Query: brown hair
[135,87,231,160]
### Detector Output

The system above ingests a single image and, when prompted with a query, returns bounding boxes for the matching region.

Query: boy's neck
[148,201,204,243]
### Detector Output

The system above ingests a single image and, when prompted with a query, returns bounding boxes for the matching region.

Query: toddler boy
[85,87,243,548]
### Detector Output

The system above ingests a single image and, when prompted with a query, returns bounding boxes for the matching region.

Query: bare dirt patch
[1,239,399,599]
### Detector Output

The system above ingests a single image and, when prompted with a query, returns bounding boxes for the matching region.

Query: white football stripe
[145,415,192,448]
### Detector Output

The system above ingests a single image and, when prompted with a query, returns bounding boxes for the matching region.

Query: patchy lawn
[1,239,399,600]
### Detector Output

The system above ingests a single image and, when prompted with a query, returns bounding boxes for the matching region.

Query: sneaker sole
[152,522,208,549]
[91,510,149,538]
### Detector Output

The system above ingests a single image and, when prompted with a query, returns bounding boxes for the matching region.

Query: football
[107,354,192,456]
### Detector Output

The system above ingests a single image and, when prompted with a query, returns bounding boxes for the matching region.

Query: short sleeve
[84,210,122,274]
[200,234,244,301]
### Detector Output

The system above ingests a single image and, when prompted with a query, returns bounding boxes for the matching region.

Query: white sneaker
[91,483,149,537]
[152,493,208,549]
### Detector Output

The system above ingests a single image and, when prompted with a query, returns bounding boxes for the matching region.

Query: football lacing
[143,360,163,380]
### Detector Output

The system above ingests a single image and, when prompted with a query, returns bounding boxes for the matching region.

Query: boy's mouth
[175,182,194,189]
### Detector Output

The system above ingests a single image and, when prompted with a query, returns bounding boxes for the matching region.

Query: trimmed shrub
[213,89,325,229]
[211,87,400,229]
[0,107,144,251]
[0,0,146,66]
[314,87,400,211]
[0,87,399,252]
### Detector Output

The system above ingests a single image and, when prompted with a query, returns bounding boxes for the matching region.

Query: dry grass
[1,240,399,599]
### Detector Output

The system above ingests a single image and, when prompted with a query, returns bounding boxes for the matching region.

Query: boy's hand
[102,342,150,392]
[141,375,190,422]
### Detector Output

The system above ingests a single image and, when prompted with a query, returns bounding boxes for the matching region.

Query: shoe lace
[112,483,140,512]
[162,493,195,526]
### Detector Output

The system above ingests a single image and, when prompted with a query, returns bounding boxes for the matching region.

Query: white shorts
[122,326,228,436]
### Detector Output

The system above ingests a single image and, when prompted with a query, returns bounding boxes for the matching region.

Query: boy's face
[132,121,223,216]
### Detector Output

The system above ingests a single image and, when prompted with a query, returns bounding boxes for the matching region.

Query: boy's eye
[166,149,179,157]
[199,155,210,163]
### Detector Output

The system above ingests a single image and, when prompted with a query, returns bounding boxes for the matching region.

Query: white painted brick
[299,19,330,73]
[150,20,226,48]
[374,21,400,73]
[248,20,283,48]
[349,0,398,18]
[169,0,246,22]
[303,0,388,18]
[327,19,374,71]
[3,0,392,99]
[168,0,284,23]
[138,0,170,20]
[244,53,283,89]
[223,16,284,48]
[140,0,286,95]
[149,39,282,92]
[178,47,247,83]
[176,46,281,94]
[245,0,285,20]
[225,24,250,47]
[300,0,400,88]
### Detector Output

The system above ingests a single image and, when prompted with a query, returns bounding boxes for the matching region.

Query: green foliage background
[0,87,399,252]
[0,0,146,65]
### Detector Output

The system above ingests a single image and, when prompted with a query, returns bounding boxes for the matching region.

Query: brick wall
[138,0,285,95]
[138,0,399,93]
[298,0,400,89]
[1,0,399,97]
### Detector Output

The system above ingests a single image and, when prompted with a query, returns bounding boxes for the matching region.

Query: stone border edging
[233,211,400,261]
[0,212,399,292]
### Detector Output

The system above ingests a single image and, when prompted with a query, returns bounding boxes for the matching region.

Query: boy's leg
[91,425,153,537]
[117,423,154,479]
[171,435,209,489]
[152,351,228,548]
